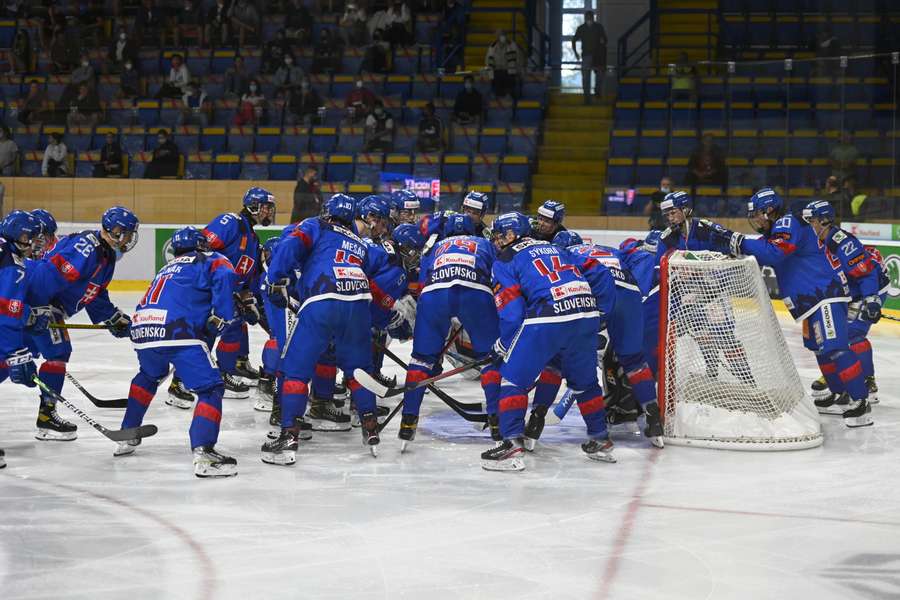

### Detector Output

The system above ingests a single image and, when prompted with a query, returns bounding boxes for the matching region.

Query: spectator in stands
[453,75,484,125]
[670,51,697,100]
[364,99,394,152]
[174,0,204,47]
[437,0,465,68]
[40,4,66,51]
[274,54,305,96]
[814,26,842,76]
[135,0,165,48]
[62,54,97,104]
[416,102,444,152]
[48,23,72,74]
[205,0,231,47]
[18,80,51,125]
[67,83,100,129]
[119,61,141,99]
[829,132,860,184]
[145,129,180,179]
[485,30,521,99]
[383,1,412,47]
[286,78,323,126]
[234,78,266,125]
[291,165,322,222]
[311,28,343,74]
[0,126,19,176]
[285,0,314,45]
[340,2,368,46]
[94,132,123,177]
[177,82,210,127]
[42,132,68,177]
[361,28,390,74]
[230,0,260,46]
[157,53,191,99]
[345,77,377,123]
[108,28,139,74]
[263,29,293,75]
[10,29,31,74]
[645,176,671,230]
[224,56,252,99]
[686,133,728,190]
[572,11,607,104]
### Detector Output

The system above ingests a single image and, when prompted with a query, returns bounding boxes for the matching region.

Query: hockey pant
[216,318,249,374]
[498,316,607,440]
[802,301,868,401]
[402,286,500,418]
[278,299,375,427]
[123,344,225,449]
[642,293,660,377]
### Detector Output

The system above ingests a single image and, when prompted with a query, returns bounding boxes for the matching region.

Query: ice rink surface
[2,292,900,600]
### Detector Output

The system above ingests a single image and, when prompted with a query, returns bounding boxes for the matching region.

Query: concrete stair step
[532,174,605,189]
[466,32,527,46]
[543,117,611,131]
[537,159,606,176]
[471,0,525,7]
[542,130,608,146]
[530,188,604,209]
[539,146,608,161]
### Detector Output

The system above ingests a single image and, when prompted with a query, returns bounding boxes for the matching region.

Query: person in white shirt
[42,132,68,177]
[157,54,191,99]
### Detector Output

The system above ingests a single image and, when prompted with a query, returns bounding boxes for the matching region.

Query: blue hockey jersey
[0,240,32,357]
[560,244,619,319]
[420,234,495,296]
[739,214,850,321]
[655,218,721,264]
[28,230,118,323]
[130,251,237,348]
[821,226,888,300]
[267,217,374,311]
[203,212,261,288]
[492,238,599,348]
[367,239,409,330]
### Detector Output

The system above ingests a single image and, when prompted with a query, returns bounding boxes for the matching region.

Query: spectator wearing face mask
[67,83,100,129]
[340,2,368,46]
[42,132,68,177]
[285,0,314,45]
[177,82,210,127]
[94,132,123,178]
[156,54,191,99]
[416,101,444,152]
[364,99,394,152]
[61,54,96,107]
[311,28,343,74]
[291,165,322,222]
[234,78,266,125]
[145,129,180,179]
[274,54,305,96]
[453,75,484,125]
[646,176,671,229]
[485,30,521,99]
[287,78,323,126]
[205,0,231,47]
[263,29,292,74]
[229,0,260,46]
[119,60,141,99]
[224,55,251,99]
[345,78,377,123]
[108,28,138,74]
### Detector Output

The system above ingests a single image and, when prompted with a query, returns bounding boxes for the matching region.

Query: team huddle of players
[0,184,887,476]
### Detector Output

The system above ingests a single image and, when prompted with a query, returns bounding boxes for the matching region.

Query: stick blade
[90,398,129,409]
[352,368,391,397]
[106,424,158,442]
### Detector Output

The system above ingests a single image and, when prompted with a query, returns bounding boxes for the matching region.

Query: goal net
[658,250,823,451]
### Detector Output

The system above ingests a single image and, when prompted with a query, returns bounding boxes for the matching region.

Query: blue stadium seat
[815,104,842,131]
[730,130,759,158]
[442,154,470,182]
[787,130,819,158]
[440,75,464,100]
[0,75,20,100]
[121,127,147,155]
[325,154,354,182]
[384,75,412,100]
[211,50,237,75]
[617,78,642,101]
[185,152,213,179]
[269,154,298,180]
[643,77,668,101]
[638,130,667,157]
[610,130,637,158]
[279,126,310,154]
[495,187,524,212]
[128,151,152,178]
[437,183,464,211]
[614,101,640,128]
[607,158,633,186]
[393,47,419,75]
[341,48,364,74]
[241,153,269,179]
[471,154,500,181]
[479,128,507,154]
[187,49,211,77]
[212,154,241,179]
[394,125,417,154]
[853,130,884,157]
[450,125,479,155]
[485,99,513,127]
[729,102,755,131]
[75,151,99,177]
[699,101,725,129]
[212,100,238,126]
[137,100,160,127]
[138,49,160,75]
[499,155,529,183]
[310,127,337,153]
[21,150,42,176]
[97,76,119,103]
[758,102,786,130]
[698,77,724,100]
[172,126,200,155]
[46,75,66,101]
[337,126,365,153]
[759,131,787,159]
[384,154,412,178]
[413,153,441,180]
[642,102,668,129]
[514,100,542,126]
[635,158,664,184]
[66,128,93,153]
[160,99,181,125]
[354,153,384,184]
[253,127,281,154]
[844,104,871,132]
[107,100,137,127]
[787,102,815,130]
[200,127,227,152]
[228,127,255,153]
[670,102,696,130]
[521,73,549,101]
[412,75,437,100]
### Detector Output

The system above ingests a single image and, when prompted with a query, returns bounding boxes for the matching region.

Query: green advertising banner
[154,226,281,272]
[875,244,900,311]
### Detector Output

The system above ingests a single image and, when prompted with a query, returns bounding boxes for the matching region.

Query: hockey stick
[377,399,404,433]
[353,356,492,398]
[881,313,900,323]
[33,376,158,442]
[545,389,575,425]
[49,323,110,330]
[65,373,129,408]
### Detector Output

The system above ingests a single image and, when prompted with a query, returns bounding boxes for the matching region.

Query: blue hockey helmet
[358,195,391,221]
[392,223,426,250]
[324,193,357,226]
[31,209,58,236]
[552,230,583,248]
[802,199,835,224]
[492,211,531,239]
[660,190,691,212]
[261,235,281,264]
[170,226,208,255]
[242,186,277,225]
[101,205,140,253]
[443,213,476,237]
[746,187,783,234]
[390,189,420,223]
[461,191,489,218]
[1,210,41,255]
[537,200,565,223]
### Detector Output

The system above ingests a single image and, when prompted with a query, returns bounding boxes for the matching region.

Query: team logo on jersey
[550,280,592,301]
[79,283,103,307]
[0,298,23,317]
[133,309,168,325]
[234,255,255,276]
[434,253,476,269]
[821,304,837,340]
[333,266,367,280]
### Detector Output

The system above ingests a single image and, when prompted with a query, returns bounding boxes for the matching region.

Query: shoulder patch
[831,230,847,243]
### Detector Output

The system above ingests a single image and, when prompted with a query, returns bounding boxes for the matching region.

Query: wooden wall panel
[133,179,195,224]
[11,178,76,221]
[72,179,136,222]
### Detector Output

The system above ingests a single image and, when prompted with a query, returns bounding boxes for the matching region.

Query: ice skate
[113,438,141,457]
[332,377,349,406]
[235,357,260,385]
[360,411,380,456]
[643,403,665,448]
[193,446,238,477]
[372,371,396,390]
[814,391,849,415]
[866,376,879,405]
[222,372,250,399]
[582,437,616,463]
[481,439,525,472]
[261,428,299,465]
[35,403,77,441]
[398,414,418,452]
[307,400,351,431]
[254,373,275,411]
[607,406,641,435]
[166,376,195,409]
[523,405,548,451]
[842,399,873,428]
[0,448,5,469]
[488,414,502,441]
[810,375,830,400]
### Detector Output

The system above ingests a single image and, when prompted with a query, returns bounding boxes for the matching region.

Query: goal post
[657,250,823,451]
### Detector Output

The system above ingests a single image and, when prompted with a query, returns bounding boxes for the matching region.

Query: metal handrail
[465,6,550,70]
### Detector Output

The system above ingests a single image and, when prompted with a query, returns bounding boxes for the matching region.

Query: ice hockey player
[397,213,500,451]
[26,206,139,441]
[486,212,612,471]
[531,200,567,241]
[550,230,664,448]
[0,211,44,467]
[389,189,420,226]
[199,186,276,399]
[709,188,873,427]
[254,235,281,413]
[618,230,663,375]
[654,191,728,262]
[119,227,238,477]
[31,209,58,259]
[801,200,887,413]
[261,194,381,465]
[460,191,491,238]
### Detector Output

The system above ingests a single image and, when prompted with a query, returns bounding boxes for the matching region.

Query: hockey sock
[480,364,501,415]
[261,337,279,375]
[239,322,250,357]
[216,339,240,374]
[0,359,8,384]
[623,361,656,409]
[281,378,310,427]
[401,361,431,416]
[850,338,875,379]
[122,371,159,429]
[311,362,336,401]
[831,350,867,401]
[497,382,528,439]
[816,356,844,395]
[189,384,224,448]
[532,368,562,409]
[574,384,608,439]
[348,377,376,414]
[38,360,67,406]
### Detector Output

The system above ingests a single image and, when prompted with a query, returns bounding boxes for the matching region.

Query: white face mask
[120,32,126,40]
[660,186,670,193]
[356,81,363,88]
[249,84,258,92]
[124,63,132,70]
[285,58,293,65]
[81,61,89,67]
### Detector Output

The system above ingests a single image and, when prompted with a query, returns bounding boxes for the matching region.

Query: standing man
[291,166,322,223]
[572,11,607,104]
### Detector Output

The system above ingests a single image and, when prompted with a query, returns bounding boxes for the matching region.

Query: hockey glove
[861,295,882,323]
[206,314,227,337]
[235,292,261,325]
[387,311,413,341]
[847,300,862,321]
[490,339,508,363]
[266,277,290,310]
[392,294,417,327]
[728,232,745,257]
[24,305,54,334]
[7,348,36,387]
[104,310,132,338]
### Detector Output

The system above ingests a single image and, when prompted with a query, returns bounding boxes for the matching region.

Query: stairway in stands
[463,0,527,70]
[531,93,611,213]
[655,0,718,70]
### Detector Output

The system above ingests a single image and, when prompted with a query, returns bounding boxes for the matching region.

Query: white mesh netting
[660,251,823,451]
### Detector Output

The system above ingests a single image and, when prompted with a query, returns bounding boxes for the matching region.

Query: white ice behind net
[661,251,823,450]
